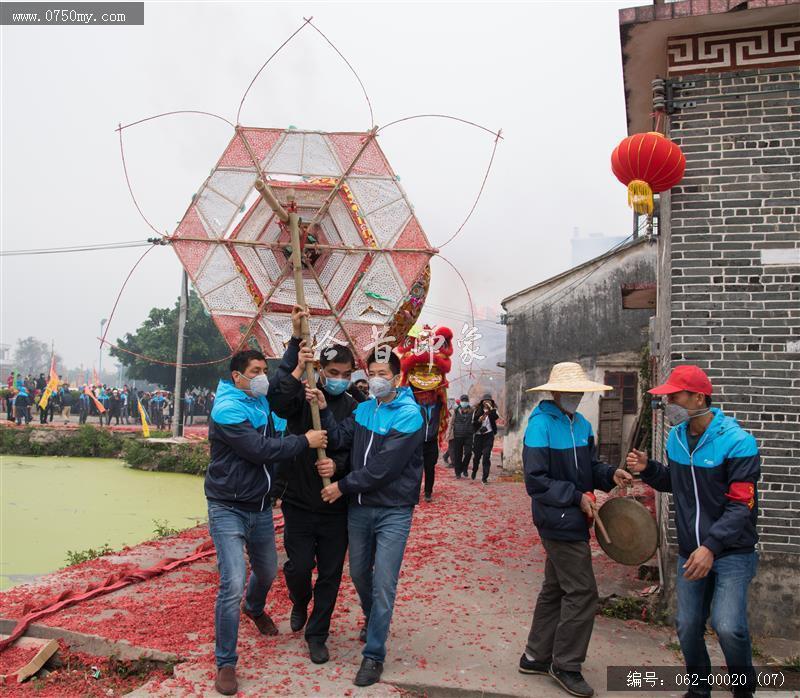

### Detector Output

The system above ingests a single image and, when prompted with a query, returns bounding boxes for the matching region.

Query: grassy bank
[0,424,208,475]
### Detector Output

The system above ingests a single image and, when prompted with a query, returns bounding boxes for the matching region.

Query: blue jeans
[348,505,413,663]
[675,551,758,695]
[208,502,278,668]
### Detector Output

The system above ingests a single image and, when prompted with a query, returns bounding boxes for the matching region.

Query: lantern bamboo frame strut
[168,236,438,256]
[254,179,331,487]
[242,127,393,489]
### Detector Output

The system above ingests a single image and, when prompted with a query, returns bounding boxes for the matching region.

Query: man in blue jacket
[314,349,424,688]
[78,388,91,425]
[206,321,328,696]
[627,365,760,698]
[12,386,31,425]
[520,362,632,698]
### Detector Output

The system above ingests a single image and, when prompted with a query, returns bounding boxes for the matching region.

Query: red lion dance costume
[397,325,453,449]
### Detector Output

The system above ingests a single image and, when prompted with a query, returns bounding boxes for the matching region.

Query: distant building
[501,238,656,472]
[0,343,11,377]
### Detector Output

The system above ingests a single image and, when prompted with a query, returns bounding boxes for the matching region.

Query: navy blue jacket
[13,389,30,410]
[642,408,760,559]
[419,400,442,444]
[269,337,356,515]
[205,379,307,512]
[322,387,424,508]
[523,400,617,541]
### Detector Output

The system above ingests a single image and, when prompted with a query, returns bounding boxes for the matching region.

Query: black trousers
[422,439,439,496]
[281,502,348,643]
[472,433,494,481]
[526,538,598,672]
[452,436,473,477]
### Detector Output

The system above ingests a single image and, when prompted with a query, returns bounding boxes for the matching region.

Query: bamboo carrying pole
[255,180,331,487]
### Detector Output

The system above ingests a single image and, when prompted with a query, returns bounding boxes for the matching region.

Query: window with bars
[604,371,638,414]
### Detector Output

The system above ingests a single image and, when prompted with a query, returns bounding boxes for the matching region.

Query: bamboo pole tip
[285,188,296,202]
[255,179,266,191]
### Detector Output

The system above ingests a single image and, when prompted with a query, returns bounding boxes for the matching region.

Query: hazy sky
[1,0,643,370]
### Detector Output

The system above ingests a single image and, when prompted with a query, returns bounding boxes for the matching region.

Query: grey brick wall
[655,65,800,638]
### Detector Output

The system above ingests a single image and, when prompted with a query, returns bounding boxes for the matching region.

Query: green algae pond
[0,455,207,589]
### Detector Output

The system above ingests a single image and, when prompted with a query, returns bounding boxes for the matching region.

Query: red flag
[84,385,106,414]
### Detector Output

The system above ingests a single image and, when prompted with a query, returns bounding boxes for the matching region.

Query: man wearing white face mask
[627,365,761,698]
[313,350,424,688]
[519,362,632,698]
[269,330,358,665]
[205,306,329,696]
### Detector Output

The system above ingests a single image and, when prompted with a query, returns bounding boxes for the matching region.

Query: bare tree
[12,337,61,375]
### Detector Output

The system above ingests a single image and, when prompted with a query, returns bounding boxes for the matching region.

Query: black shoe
[424,494,432,502]
[290,602,308,632]
[519,654,550,675]
[354,658,383,687]
[308,640,329,664]
[358,622,368,643]
[549,666,594,697]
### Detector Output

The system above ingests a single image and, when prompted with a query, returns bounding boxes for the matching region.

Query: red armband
[582,492,597,523]
[725,482,755,510]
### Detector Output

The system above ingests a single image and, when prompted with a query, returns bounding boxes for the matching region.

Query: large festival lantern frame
[114,18,501,484]
[171,126,435,368]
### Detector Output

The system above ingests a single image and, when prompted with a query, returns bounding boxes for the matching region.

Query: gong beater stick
[594,508,612,545]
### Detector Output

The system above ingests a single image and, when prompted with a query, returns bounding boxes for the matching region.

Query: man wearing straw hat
[519,361,632,698]
[627,365,761,698]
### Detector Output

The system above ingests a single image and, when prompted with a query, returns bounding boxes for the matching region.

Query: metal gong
[596,497,658,566]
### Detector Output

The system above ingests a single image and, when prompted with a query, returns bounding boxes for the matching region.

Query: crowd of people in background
[442,392,500,483]
[2,371,223,430]
[1,370,374,431]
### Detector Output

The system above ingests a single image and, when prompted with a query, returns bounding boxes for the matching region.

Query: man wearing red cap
[627,365,760,698]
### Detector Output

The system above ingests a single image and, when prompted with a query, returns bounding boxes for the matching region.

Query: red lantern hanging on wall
[611,131,686,215]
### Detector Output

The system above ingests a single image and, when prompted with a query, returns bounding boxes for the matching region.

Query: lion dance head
[397,325,453,448]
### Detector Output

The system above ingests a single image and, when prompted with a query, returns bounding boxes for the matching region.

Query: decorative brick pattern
[667,24,800,75]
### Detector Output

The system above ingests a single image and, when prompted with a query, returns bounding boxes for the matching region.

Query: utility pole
[172,270,189,437]
[99,318,108,378]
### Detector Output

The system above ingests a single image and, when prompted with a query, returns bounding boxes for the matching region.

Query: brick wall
[655,65,800,638]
